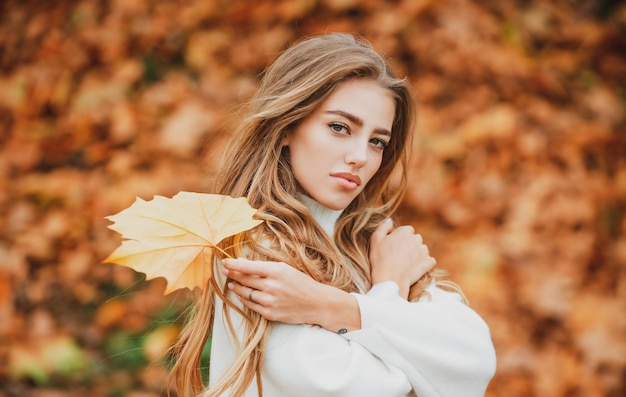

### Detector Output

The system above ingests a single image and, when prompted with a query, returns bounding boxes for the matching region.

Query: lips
[331,172,362,189]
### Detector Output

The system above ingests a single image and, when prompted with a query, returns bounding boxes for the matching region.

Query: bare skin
[221,218,436,333]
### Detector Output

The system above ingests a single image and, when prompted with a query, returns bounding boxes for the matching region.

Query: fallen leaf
[94,299,129,329]
[103,192,263,294]
[8,335,89,384]
[143,325,180,362]
[8,345,49,384]
[158,101,216,156]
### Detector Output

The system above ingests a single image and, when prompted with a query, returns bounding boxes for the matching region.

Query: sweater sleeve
[210,295,413,397]
[344,281,496,397]
[262,322,413,396]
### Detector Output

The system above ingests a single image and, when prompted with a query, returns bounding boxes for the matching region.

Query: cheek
[363,155,384,185]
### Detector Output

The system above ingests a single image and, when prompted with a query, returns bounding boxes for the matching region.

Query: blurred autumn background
[1,0,625,396]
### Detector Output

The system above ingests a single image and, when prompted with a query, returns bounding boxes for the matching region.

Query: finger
[394,224,415,235]
[429,256,437,268]
[228,282,266,306]
[371,218,394,242]
[227,271,266,291]
[222,258,273,277]
[423,257,437,273]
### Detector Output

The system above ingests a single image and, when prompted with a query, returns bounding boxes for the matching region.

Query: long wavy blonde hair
[169,33,456,397]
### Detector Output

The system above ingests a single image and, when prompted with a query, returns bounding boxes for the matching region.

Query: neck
[298,193,343,237]
[297,193,368,292]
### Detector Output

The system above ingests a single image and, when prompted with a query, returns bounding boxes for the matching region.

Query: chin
[327,203,347,211]
[304,189,355,211]
[319,197,352,211]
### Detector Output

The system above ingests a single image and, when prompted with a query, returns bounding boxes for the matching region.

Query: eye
[329,122,349,134]
[370,137,389,150]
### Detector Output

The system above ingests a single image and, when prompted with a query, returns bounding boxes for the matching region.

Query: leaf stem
[211,244,233,259]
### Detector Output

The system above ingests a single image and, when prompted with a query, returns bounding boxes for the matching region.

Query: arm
[221,258,361,333]
[356,224,496,396]
[346,282,497,397]
[219,263,495,397]
[210,279,412,396]
[221,218,434,331]
[261,320,413,396]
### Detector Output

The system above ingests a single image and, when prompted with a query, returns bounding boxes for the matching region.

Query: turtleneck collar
[298,193,344,237]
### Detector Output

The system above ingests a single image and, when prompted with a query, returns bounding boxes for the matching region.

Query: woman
[169,33,496,397]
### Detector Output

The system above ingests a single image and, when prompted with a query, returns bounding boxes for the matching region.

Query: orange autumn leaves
[103,192,263,294]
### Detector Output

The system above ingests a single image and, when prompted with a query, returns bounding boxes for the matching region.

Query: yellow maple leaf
[103,192,263,294]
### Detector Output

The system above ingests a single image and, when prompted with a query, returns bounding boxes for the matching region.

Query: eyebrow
[325,110,392,137]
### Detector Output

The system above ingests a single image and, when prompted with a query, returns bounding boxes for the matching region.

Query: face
[283,78,396,210]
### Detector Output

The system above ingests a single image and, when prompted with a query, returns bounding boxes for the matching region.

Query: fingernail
[384,217,392,223]
[227,282,234,289]
[221,268,229,276]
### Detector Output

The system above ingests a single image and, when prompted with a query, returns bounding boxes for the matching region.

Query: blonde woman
[169,33,496,397]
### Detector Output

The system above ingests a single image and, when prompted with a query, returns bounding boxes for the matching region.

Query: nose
[345,140,368,168]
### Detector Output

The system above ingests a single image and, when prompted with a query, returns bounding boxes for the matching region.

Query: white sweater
[208,198,496,396]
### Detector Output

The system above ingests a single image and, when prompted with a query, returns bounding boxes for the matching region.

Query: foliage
[1,0,625,396]
[104,192,262,294]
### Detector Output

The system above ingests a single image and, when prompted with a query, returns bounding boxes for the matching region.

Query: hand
[221,258,360,332]
[369,219,436,299]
